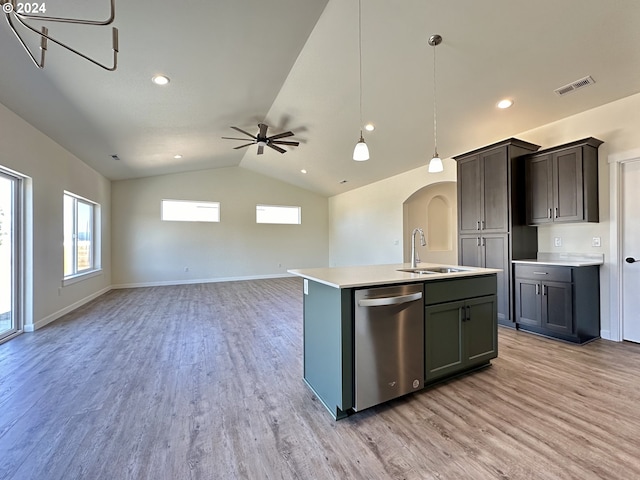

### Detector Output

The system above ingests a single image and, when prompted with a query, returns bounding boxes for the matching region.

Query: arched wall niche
[402,181,457,265]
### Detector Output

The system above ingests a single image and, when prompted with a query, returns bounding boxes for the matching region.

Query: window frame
[256,204,302,225]
[63,191,101,285]
[161,199,221,223]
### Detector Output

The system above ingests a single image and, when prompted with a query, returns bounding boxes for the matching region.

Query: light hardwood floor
[1,277,640,479]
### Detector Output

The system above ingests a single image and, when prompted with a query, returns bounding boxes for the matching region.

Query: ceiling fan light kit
[352,0,369,161]
[1,0,119,71]
[428,33,444,173]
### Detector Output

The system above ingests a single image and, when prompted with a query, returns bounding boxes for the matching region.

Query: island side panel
[303,280,353,419]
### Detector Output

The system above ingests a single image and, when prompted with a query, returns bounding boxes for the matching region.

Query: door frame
[0,167,25,343]
[609,149,640,342]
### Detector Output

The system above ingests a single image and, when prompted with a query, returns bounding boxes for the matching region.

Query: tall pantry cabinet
[453,139,540,326]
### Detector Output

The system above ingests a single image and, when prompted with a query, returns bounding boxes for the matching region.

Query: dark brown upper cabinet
[525,138,603,225]
[454,138,540,325]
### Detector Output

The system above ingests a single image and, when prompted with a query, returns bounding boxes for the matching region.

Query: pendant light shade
[428,155,443,173]
[353,0,369,161]
[428,34,443,173]
[353,131,370,161]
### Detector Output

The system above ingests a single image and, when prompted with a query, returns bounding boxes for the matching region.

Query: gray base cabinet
[514,264,599,343]
[424,276,497,383]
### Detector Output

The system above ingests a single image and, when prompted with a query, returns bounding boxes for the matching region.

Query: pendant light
[353,0,370,161]
[428,34,443,173]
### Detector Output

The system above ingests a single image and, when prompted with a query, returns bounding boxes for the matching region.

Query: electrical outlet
[554,237,562,247]
[592,237,601,247]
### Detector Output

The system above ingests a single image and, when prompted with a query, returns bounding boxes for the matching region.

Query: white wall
[329,160,457,267]
[0,102,111,330]
[328,92,640,338]
[111,167,328,286]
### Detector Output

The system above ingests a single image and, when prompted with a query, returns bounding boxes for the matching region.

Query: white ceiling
[1,0,640,197]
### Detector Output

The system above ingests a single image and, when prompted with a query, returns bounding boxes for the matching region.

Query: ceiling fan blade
[271,140,299,146]
[222,136,256,141]
[257,145,264,155]
[233,143,254,150]
[258,123,268,138]
[267,143,286,154]
[231,126,256,139]
[268,131,294,140]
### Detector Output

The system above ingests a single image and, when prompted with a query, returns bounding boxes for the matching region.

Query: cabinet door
[515,278,541,326]
[553,148,584,222]
[481,147,509,233]
[482,234,509,323]
[459,236,482,267]
[526,154,553,225]
[458,156,482,234]
[464,295,497,366]
[542,281,573,334]
[425,300,464,381]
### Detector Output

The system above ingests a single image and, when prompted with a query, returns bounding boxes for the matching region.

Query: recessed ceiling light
[300,169,307,174]
[152,74,170,86]
[173,154,183,159]
[497,99,513,109]
[364,123,375,132]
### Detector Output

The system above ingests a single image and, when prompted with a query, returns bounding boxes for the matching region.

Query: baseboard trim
[600,329,614,341]
[111,273,295,290]
[24,286,112,332]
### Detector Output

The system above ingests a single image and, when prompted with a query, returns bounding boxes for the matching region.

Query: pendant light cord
[432,40,438,157]
[358,0,363,136]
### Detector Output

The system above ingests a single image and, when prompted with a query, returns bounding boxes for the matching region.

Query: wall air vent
[554,75,596,96]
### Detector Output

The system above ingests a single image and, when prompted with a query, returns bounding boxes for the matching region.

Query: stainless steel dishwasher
[354,283,424,411]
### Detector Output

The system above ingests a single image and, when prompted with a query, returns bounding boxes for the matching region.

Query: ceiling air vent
[554,75,595,96]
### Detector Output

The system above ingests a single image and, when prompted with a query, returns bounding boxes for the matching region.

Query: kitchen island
[289,263,500,419]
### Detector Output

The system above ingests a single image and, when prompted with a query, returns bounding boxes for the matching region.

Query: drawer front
[424,275,497,305]
[514,264,572,283]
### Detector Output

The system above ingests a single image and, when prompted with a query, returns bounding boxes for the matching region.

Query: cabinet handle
[481,237,486,247]
[477,237,481,247]
[533,272,548,275]
[536,284,540,295]
[554,207,558,219]
[460,307,467,322]
[477,221,481,231]
[466,305,471,321]
[543,285,547,296]
[481,220,485,230]
[548,208,552,219]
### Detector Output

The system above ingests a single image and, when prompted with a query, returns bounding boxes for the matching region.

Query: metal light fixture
[352,0,369,161]
[428,34,443,173]
[1,0,119,71]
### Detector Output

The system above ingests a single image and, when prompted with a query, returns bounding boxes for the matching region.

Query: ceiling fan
[222,123,299,154]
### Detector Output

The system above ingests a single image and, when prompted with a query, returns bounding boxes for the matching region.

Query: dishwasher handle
[357,291,423,307]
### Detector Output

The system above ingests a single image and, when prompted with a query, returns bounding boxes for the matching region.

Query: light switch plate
[592,236,601,247]
[554,237,562,247]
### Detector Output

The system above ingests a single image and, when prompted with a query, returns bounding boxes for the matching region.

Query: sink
[397,268,437,275]
[426,267,466,274]
[398,266,468,275]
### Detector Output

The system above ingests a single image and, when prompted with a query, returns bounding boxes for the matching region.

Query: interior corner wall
[111,167,329,286]
[328,160,457,267]
[0,102,112,331]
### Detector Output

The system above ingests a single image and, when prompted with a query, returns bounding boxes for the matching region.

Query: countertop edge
[288,264,500,289]
[512,259,604,267]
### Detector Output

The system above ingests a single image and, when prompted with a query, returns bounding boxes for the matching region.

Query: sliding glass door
[0,170,20,342]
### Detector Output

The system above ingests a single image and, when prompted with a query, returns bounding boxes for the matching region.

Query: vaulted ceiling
[1,0,640,196]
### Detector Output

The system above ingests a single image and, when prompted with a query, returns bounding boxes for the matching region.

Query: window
[162,200,220,222]
[64,192,100,279]
[256,205,301,225]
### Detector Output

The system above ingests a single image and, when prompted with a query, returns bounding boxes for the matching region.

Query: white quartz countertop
[512,253,604,267]
[288,263,500,289]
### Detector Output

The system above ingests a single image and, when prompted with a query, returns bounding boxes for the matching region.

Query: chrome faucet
[410,227,426,268]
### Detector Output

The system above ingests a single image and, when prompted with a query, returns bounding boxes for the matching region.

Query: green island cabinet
[302,274,498,419]
[424,275,498,382]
